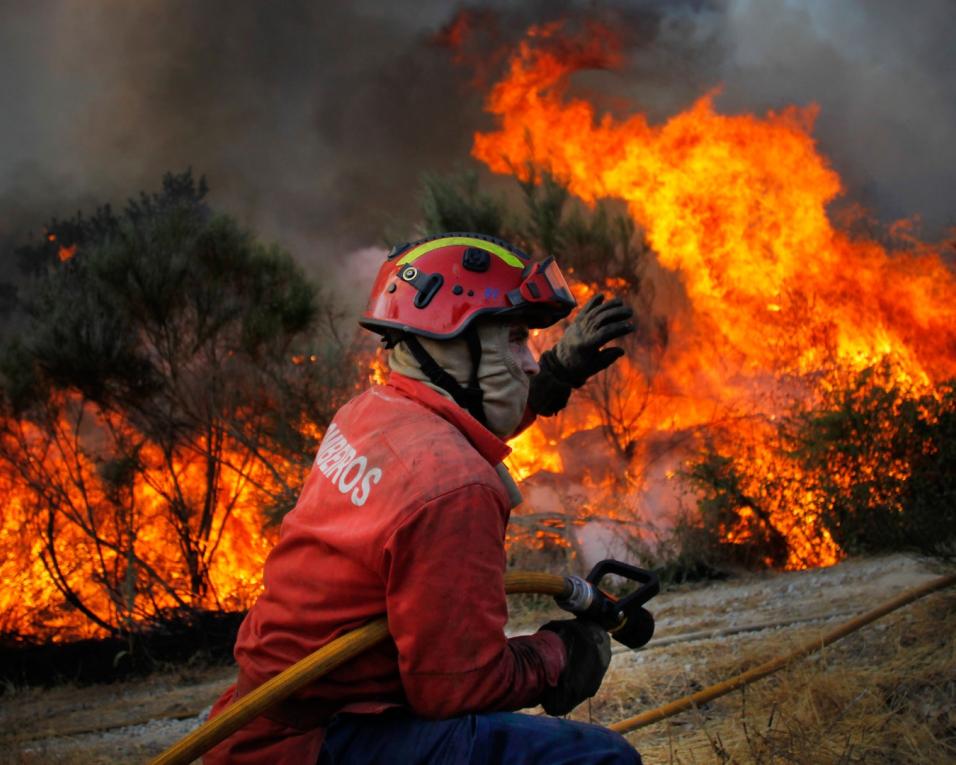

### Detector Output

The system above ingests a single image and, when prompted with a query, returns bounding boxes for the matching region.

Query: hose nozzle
[554,560,659,649]
[556,575,595,613]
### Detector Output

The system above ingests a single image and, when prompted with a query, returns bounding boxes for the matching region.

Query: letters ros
[315,423,383,507]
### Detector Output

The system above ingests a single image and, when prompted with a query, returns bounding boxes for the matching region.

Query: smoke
[715,0,956,238]
[1,0,953,290]
[0,0,492,281]
[567,0,956,238]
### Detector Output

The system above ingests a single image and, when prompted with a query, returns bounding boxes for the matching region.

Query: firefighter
[205,234,641,764]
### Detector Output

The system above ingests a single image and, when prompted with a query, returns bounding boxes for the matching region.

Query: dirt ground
[1,553,952,764]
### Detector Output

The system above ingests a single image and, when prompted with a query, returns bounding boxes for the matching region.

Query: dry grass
[0,664,233,764]
[588,589,956,764]
[3,556,952,764]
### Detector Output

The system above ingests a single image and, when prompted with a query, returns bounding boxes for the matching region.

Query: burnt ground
[1,553,952,764]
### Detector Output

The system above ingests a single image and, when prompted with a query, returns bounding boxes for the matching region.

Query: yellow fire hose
[151,570,956,765]
[151,572,565,765]
[608,570,956,734]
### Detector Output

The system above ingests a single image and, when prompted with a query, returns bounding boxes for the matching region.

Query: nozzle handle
[586,559,659,650]
[586,559,660,609]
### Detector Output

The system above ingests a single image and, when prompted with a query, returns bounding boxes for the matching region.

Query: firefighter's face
[508,323,539,377]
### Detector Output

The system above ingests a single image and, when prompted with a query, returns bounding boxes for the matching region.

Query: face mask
[388,321,531,439]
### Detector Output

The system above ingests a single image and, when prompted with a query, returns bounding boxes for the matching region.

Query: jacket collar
[386,372,511,467]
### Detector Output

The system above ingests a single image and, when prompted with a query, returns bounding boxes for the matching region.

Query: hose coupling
[556,575,595,614]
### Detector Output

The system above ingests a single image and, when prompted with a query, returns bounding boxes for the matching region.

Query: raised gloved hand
[537,618,612,716]
[529,294,635,416]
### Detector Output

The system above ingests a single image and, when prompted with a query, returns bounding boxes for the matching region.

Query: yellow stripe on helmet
[396,236,526,269]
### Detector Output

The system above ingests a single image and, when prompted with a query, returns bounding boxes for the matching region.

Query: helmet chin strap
[402,326,487,426]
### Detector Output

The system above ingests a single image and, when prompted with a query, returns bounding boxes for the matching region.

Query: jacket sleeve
[381,482,567,719]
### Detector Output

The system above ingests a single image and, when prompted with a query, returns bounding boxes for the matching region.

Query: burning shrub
[0,171,355,640]
[679,418,841,573]
[682,365,956,570]
[683,446,792,570]
[796,365,956,556]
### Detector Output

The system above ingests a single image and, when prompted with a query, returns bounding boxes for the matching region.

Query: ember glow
[0,395,303,640]
[481,23,956,569]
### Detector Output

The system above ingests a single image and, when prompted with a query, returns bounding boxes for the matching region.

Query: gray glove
[529,294,635,416]
[538,618,612,716]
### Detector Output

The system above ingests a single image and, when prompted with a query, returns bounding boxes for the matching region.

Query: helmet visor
[510,256,577,326]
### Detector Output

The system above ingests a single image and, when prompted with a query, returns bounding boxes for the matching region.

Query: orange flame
[473,22,956,569]
[0,396,308,640]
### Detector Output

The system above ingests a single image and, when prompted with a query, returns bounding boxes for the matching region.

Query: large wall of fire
[2,18,955,642]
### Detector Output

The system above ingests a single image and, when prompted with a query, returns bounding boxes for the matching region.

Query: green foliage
[518,169,568,258]
[420,170,506,238]
[0,338,46,414]
[513,166,645,289]
[795,367,956,555]
[15,202,121,277]
[559,197,640,287]
[0,282,18,321]
[7,171,341,434]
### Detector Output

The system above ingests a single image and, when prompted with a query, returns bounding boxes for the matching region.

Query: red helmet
[360,233,576,340]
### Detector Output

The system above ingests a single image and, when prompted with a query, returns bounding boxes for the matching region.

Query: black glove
[537,618,611,716]
[528,294,635,416]
[527,351,575,416]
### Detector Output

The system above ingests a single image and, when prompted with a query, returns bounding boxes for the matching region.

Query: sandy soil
[1,552,950,764]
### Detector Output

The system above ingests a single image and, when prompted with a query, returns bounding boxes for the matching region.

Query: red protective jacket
[204,374,566,763]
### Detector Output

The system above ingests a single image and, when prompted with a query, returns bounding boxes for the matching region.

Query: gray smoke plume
[1,0,954,290]
[715,0,956,238]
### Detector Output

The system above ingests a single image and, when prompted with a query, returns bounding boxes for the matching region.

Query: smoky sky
[1,0,954,289]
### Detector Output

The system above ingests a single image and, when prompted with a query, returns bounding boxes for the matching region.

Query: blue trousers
[316,709,642,765]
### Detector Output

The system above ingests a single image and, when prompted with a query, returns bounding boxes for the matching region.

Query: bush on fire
[796,366,956,556]
[686,364,956,570]
[0,171,354,639]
